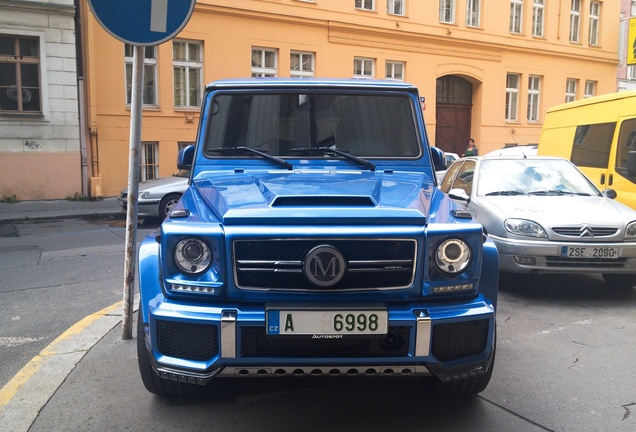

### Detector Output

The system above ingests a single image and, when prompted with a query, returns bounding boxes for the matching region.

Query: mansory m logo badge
[304,245,347,287]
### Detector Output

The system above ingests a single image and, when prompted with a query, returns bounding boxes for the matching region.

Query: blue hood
[192,170,435,225]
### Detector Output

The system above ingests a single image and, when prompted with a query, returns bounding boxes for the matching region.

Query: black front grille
[551,226,618,237]
[156,320,219,361]
[234,239,416,290]
[240,326,410,358]
[431,320,489,362]
[272,196,375,207]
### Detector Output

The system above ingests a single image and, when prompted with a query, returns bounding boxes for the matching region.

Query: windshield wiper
[289,147,376,171]
[527,189,590,196]
[485,190,526,196]
[207,147,292,170]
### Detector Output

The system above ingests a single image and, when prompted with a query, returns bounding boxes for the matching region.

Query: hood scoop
[271,196,376,207]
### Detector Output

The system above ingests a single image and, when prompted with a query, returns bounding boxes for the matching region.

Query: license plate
[266,309,388,336]
[561,246,620,259]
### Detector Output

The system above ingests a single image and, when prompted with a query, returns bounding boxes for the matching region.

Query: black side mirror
[177,145,195,170]
[628,151,636,178]
[602,189,617,200]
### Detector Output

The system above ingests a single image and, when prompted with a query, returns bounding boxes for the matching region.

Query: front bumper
[142,298,496,385]
[491,234,636,273]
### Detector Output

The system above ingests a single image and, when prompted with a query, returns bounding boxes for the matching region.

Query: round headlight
[626,221,636,239]
[435,238,471,274]
[174,238,212,274]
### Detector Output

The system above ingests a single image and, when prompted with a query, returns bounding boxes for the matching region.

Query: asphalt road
[2,217,636,431]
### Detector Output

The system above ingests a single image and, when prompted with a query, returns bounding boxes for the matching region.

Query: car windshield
[204,92,421,158]
[477,159,602,197]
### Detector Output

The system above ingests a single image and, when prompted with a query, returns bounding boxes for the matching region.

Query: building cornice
[0,0,75,15]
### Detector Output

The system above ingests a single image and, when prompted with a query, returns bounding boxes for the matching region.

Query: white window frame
[506,73,520,122]
[532,0,545,37]
[588,2,600,46]
[141,142,159,181]
[439,0,455,24]
[385,61,405,81]
[290,51,315,77]
[387,0,405,16]
[354,57,375,78]
[584,80,596,98]
[565,78,578,102]
[510,0,523,34]
[527,75,541,122]
[628,65,636,80]
[251,47,278,77]
[466,0,480,27]
[632,0,636,16]
[173,40,203,108]
[569,0,581,43]
[355,0,375,11]
[125,44,158,107]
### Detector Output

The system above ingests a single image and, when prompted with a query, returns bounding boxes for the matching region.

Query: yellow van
[537,91,636,210]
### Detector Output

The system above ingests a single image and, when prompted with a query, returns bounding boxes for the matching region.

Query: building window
[354,57,375,78]
[565,78,578,102]
[387,0,405,16]
[177,142,193,153]
[632,1,636,16]
[510,0,523,34]
[355,0,374,11]
[628,66,636,80]
[141,142,158,181]
[385,61,405,80]
[466,0,480,27]
[439,0,455,24]
[527,75,541,122]
[569,0,581,43]
[588,2,600,46]
[251,47,277,77]
[584,80,596,98]
[125,44,157,106]
[505,73,520,121]
[532,0,545,37]
[173,40,202,108]
[290,51,315,77]
[0,34,41,113]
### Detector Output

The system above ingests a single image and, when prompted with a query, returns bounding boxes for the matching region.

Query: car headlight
[139,191,150,198]
[504,218,547,238]
[435,238,471,274]
[174,238,212,274]
[626,221,636,239]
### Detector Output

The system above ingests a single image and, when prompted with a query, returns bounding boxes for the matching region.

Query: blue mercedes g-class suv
[137,78,498,397]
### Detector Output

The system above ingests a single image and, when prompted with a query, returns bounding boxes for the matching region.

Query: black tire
[602,273,636,290]
[159,193,182,219]
[136,307,201,398]
[431,331,496,396]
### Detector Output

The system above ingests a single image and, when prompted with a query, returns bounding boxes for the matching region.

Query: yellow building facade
[80,0,619,198]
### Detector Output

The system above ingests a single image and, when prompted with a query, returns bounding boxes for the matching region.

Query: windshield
[204,92,421,158]
[477,159,602,197]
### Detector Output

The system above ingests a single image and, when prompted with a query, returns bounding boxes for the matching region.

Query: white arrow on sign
[150,0,168,33]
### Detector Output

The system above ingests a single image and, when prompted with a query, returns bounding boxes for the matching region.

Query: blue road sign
[88,0,196,46]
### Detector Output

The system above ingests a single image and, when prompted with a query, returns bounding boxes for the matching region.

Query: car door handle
[608,174,613,186]
[600,173,605,185]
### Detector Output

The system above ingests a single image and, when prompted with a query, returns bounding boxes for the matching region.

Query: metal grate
[431,319,489,362]
[234,239,416,290]
[546,256,627,268]
[551,226,618,237]
[156,320,219,361]
[240,326,410,358]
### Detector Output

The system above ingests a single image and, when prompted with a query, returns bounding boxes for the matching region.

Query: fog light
[514,256,536,265]
[170,284,215,294]
[433,283,474,293]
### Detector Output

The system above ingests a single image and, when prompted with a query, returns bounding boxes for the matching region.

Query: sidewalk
[0,197,123,223]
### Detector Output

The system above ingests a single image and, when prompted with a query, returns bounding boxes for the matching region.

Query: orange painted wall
[83,0,620,197]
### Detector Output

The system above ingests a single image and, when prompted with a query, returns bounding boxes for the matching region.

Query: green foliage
[66,192,91,202]
[0,194,18,203]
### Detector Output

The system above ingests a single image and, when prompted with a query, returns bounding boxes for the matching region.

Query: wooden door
[436,104,472,156]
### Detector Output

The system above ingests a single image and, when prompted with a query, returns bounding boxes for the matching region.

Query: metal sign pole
[122,45,145,340]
